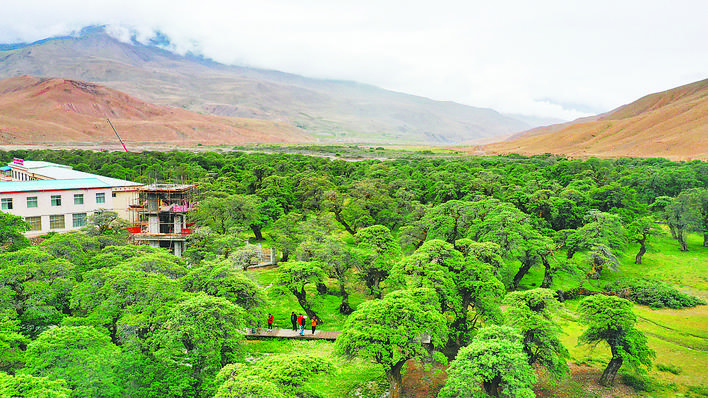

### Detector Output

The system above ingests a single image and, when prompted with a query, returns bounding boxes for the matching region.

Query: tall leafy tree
[273,261,326,321]
[354,225,401,298]
[577,295,655,386]
[83,209,130,240]
[389,239,504,348]
[191,194,264,238]
[564,210,627,259]
[696,188,708,247]
[70,267,184,343]
[0,212,29,253]
[503,289,569,379]
[296,236,356,314]
[151,293,247,397]
[627,216,663,264]
[182,259,266,322]
[438,325,536,398]
[665,189,702,251]
[0,249,75,338]
[0,319,27,373]
[0,372,72,398]
[335,288,448,398]
[269,212,304,263]
[23,326,122,397]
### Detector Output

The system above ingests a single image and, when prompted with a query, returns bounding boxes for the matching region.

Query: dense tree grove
[1,149,706,397]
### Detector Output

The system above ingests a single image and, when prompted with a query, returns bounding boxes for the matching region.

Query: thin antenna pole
[107,119,128,152]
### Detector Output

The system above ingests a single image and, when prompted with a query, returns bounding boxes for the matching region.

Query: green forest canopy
[0,149,706,397]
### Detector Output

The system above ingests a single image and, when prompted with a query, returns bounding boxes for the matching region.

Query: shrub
[656,363,683,375]
[610,279,705,309]
[621,372,658,392]
[687,385,708,397]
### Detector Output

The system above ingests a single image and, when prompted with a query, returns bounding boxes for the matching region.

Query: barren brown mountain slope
[476,79,708,161]
[0,75,312,146]
[0,28,530,144]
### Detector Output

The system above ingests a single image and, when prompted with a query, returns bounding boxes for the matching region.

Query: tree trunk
[483,375,502,397]
[386,361,406,398]
[316,282,328,295]
[372,278,383,299]
[704,233,708,247]
[333,210,356,235]
[281,250,290,263]
[523,331,538,365]
[293,288,319,321]
[338,281,353,314]
[513,258,534,289]
[677,228,688,251]
[540,255,553,288]
[250,224,264,241]
[599,356,623,386]
[566,247,576,260]
[634,240,646,264]
[668,222,677,239]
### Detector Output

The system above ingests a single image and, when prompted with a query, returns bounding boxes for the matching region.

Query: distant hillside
[0,75,311,146]
[0,27,530,144]
[476,79,708,160]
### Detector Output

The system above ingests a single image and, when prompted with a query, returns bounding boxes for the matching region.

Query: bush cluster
[610,279,705,309]
[656,363,683,375]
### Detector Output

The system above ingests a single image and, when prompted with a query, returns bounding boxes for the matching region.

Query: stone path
[244,327,341,341]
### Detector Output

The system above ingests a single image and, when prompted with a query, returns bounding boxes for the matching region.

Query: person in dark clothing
[290,311,297,331]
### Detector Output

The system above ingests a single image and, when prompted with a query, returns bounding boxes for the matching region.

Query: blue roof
[0,178,110,193]
[0,166,10,171]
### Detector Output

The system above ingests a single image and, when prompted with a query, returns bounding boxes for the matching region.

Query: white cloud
[0,0,706,121]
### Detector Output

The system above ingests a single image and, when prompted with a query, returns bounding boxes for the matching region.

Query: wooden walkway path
[244,328,341,341]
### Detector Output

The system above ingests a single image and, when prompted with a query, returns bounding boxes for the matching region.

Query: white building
[0,159,142,236]
[7,160,141,220]
[0,179,114,236]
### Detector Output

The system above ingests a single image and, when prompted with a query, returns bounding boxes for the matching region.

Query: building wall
[0,187,113,236]
[112,188,138,221]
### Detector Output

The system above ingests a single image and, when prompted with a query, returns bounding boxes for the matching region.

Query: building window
[74,194,84,205]
[112,192,117,198]
[72,213,87,228]
[49,215,65,229]
[1,198,12,210]
[96,192,106,204]
[27,196,38,208]
[25,216,42,231]
[51,195,62,206]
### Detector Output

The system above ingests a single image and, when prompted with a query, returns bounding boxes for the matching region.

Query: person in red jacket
[297,314,303,335]
[267,313,274,331]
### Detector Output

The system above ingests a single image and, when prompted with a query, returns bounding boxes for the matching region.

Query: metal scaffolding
[128,184,198,256]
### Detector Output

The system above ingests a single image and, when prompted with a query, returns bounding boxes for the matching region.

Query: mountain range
[0,75,310,146]
[0,27,530,145]
[476,79,708,161]
[0,26,705,159]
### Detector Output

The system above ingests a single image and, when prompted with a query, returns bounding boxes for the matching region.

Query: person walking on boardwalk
[311,316,318,335]
[297,314,303,335]
[290,311,297,331]
[267,313,274,331]
[299,315,307,336]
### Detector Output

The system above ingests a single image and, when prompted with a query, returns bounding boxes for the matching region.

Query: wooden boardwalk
[244,328,341,341]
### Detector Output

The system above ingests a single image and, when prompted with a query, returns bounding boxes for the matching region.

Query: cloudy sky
[1,0,706,121]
